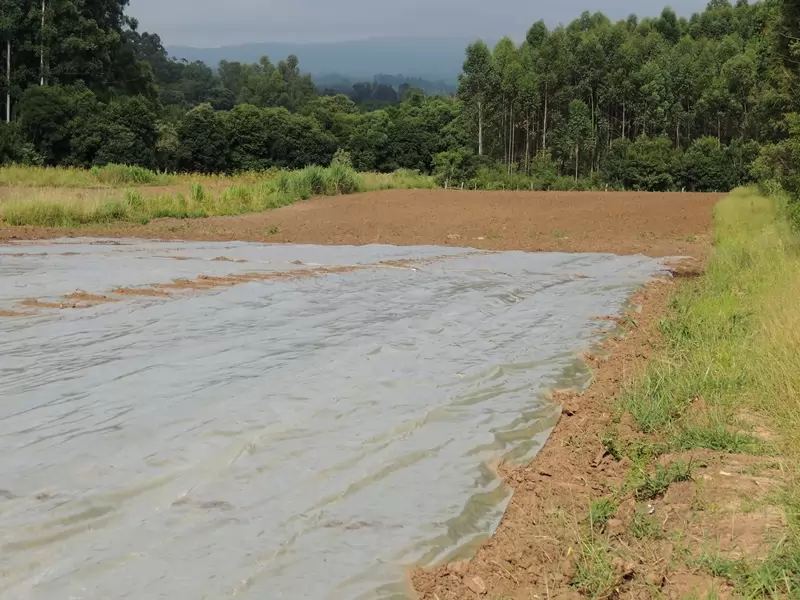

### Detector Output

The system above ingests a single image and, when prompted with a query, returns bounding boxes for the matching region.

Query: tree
[348,110,390,171]
[459,41,495,156]
[433,149,476,187]
[18,85,96,164]
[68,95,156,167]
[566,99,592,179]
[604,136,678,190]
[178,103,228,173]
[0,0,23,122]
[680,136,730,190]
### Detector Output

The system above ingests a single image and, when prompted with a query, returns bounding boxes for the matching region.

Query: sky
[127,0,712,47]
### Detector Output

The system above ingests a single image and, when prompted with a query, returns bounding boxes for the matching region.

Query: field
[2,166,797,598]
[1,181,720,260]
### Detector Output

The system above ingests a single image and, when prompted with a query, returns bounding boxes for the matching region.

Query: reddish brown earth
[0,189,720,258]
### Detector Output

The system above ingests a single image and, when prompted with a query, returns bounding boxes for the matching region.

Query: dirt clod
[606,518,625,537]
[645,570,665,587]
[562,402,580,416]
[464,576,487,595]
[612,557,636,579]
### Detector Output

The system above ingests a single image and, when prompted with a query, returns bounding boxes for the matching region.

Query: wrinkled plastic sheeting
[0,240,667,599]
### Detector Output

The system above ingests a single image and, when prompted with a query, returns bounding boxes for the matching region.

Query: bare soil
[0,189,720,258]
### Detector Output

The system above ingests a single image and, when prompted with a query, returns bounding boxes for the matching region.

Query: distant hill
[165,37,485,83]
[314,73,457,96]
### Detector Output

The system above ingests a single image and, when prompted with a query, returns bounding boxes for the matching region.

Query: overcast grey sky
[127,0,711,47]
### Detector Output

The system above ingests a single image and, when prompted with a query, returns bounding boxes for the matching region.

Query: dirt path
[0,189,720,258]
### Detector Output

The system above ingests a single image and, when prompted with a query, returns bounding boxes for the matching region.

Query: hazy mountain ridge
[165,37,489,83]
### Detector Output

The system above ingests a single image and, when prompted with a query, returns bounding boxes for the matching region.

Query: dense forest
[1,0,799,194]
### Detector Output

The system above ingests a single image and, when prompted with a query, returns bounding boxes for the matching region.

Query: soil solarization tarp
[0,240,666,599]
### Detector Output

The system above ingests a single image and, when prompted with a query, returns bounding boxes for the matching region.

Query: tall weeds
[0,164,174,187]
[0,165,416,226]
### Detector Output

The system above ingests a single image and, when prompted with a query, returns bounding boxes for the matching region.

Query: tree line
[1,0,799,194]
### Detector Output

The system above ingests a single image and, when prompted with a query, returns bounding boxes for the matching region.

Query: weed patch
[573,540,618,599]
[631,461,693,501]
[589,498,617,531]
[630,510,661,539]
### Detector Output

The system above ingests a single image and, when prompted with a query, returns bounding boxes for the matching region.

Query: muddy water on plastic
[0,239,666,599]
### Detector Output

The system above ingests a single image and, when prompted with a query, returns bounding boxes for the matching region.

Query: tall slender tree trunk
[574,144,579,182]
[509,104,514,175]
[742,102,747,137]
[525,117,530,174]
[478,100,483,156]
[590,93,595,175]
[501,96,507,165]
[589,90,600,174]
[542,84,548,153]
[686,100,691,145]
[621,101,626,140]
[40,0,46,86]
[676,117,680,148]
[5,40,10,123]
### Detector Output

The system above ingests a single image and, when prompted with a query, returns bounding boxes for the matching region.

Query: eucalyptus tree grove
[458,1,789,182]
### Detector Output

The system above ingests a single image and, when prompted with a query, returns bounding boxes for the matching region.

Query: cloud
[127,0,710,46]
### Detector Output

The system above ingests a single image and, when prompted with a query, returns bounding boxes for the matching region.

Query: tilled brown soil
[0,189,720,258]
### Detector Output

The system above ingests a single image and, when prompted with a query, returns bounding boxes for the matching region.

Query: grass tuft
[573,540,618,599]
[631,461,693,501]
[589,498,617,531]
[630,510,661,539]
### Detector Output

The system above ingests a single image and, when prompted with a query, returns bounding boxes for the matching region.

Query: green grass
[589,498,617,531]
[630,510,661,539]
[619,188,800,453]
[0,165,432,227]
[361,168,436,190]
[691,545,800,597]
[630,461,693,501]
[618,186,800,595]
[573,539,618,599]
